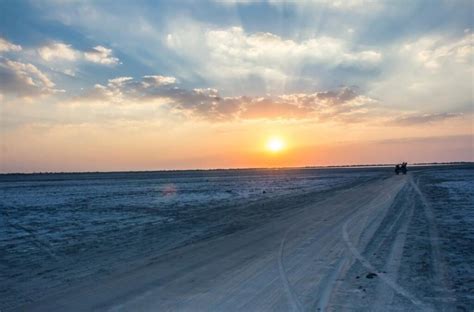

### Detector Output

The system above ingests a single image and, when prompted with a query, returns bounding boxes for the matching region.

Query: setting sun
[266,137,285,153]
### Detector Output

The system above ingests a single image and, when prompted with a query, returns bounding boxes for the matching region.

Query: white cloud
[166,25,382,92]
[217,0,382,11]
[38,43,78,61]
[0,58,61,96]
[410,33,473,70]
[84,45,120,65]
[61,68,76,76]
[0,38,22,53]
[370,32,473,111]
[142,75,177,87]
[311,0,380,10]
[35,42,120,67]
[108,76,134,86]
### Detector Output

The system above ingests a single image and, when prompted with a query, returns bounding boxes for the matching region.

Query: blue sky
[0,0,472,171]
[1,0,471,96]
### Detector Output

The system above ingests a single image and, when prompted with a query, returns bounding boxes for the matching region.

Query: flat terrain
[1,166,472,311]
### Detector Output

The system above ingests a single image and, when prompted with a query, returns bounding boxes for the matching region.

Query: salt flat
[1,166,472,311]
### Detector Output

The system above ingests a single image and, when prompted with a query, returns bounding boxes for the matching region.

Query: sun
[266,137,285,153]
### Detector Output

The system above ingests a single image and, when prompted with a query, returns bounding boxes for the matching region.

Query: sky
[0,0,472,172]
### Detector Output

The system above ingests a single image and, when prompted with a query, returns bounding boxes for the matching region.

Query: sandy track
[16,174,451,311]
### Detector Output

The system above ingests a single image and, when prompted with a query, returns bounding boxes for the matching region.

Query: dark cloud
[77,75,373,122]
[390,112,462,125]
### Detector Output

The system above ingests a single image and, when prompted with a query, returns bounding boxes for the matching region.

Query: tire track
[342,219,428,309]
[410,176,452,306]
[366,185,410,255]
[340,178,430,310]
[315,253,349,311]
[372,187,415,310]
[277,182,376,311]
[278,223,304,312]
[308,178,401,311]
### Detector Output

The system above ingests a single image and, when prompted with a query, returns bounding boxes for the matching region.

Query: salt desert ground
[1,165,473,311]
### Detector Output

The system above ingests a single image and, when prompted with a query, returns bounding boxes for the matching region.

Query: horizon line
[1,161,472,176]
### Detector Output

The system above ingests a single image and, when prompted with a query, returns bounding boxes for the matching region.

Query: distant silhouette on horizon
[395,162,407,175]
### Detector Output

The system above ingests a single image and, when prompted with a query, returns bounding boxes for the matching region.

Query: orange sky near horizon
[2,115,472,173]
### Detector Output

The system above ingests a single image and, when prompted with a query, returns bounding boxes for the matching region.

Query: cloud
[0,39,120,84]
[142,75,176,86]
[38,43,78,61]
[84,45,120,65]
[0,38,22,53]
[240,97,314,119]
[35,42,120,67]
[217,0,382,11]
[369,32,473,112]
[81,74,178,103]
[407,33,473,70]
[0,57,60,97]
[200,26,382,66]
[78,74,375,121]
[390,112,463,126]
[287,0,382,10]
[165,25,382,92]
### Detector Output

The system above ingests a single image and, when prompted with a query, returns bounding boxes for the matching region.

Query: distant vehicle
[395,162,408,175]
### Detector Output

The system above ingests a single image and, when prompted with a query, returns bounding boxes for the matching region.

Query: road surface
[17,173,455,311]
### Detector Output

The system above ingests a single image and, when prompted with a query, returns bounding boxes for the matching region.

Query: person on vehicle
[401,162,407,174]
[395,164,400,175]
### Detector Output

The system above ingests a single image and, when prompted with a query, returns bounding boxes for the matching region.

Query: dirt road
[18,173,456,311]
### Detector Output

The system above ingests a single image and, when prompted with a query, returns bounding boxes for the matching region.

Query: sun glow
[266,137,285,153]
